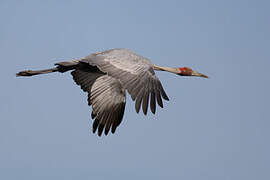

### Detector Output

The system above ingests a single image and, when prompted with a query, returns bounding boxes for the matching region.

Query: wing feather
[135,88,144,113]
[71,64,126,136]
[142,90,149,115]
[150,91,156,114]
[90,75,126,136]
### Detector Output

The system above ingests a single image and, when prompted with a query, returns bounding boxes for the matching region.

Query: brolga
[17,48,208,136]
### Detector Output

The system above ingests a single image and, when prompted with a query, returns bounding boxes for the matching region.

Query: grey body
[17,48,169,136]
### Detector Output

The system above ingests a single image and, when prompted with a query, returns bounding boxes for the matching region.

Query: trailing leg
[16,60,79,77]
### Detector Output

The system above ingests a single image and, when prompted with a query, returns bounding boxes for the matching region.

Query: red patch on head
[179,67,193,76]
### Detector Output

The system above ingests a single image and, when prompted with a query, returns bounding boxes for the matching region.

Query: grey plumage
[90,75,126,135]
[16,48,170,136]
[79,48,169,114]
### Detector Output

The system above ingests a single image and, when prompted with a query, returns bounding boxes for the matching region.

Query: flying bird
[16,48,208,136]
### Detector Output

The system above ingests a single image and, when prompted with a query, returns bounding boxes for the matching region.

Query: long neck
[153,64,180,74]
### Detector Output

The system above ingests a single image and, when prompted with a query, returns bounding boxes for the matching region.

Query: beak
[191,70,208,78]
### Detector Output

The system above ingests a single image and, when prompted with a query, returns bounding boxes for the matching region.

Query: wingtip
[163,95,169,101]
[143,110,147,115]
[111,126,116,134]
[98,124,104,136]
[104,128,109,136]
[91,112,96,119]
[135,105,140,114]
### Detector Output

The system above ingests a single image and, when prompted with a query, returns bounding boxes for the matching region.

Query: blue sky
[1,0,269,179]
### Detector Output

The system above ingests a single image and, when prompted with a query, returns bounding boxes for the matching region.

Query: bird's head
[178,67,208,78]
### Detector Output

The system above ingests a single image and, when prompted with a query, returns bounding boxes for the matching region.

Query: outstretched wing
[90,75,126,136]
[72,66,126,136]
[80,48,169,115]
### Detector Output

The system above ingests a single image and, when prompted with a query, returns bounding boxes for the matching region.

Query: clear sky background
[1,0,269,179]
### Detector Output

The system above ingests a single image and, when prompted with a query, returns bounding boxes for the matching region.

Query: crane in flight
[17,48,208,136]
